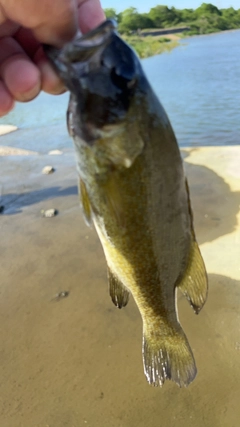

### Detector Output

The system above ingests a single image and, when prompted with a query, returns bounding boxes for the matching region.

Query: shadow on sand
[183,151,240,245]
[1,152,240,246]
[1,185,78,215]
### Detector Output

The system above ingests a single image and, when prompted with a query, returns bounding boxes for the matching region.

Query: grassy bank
[122,34,179,58]
[105,5,240,57]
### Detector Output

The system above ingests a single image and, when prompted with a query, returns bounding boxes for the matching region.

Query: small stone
[41,209,58,218]
[48,150,63,155]
[42,166,55,175]
[56,291,69,299]
[51,291,70,302]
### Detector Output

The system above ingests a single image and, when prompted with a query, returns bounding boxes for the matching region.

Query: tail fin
[143,326,197,387]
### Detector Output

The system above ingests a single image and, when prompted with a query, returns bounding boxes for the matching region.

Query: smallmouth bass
[45,20,208,387]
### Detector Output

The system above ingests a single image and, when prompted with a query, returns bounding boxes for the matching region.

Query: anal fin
[178,239,208,314]
[79,178,92,226]
[180,178,208,314]
[108,267,130,309]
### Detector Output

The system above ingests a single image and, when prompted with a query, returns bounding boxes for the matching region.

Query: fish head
[44,20,144,142]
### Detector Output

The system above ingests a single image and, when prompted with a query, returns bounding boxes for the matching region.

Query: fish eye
[110,67,137,90]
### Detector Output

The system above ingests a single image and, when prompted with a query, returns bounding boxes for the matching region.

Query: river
[0,29,240,150]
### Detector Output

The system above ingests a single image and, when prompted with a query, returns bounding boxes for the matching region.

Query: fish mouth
[44,19,117,71]
[70,19,117,54]
[44,19,139,136]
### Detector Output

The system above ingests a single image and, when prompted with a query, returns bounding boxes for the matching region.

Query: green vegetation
[123,35,178,58]
[104,3,240,35]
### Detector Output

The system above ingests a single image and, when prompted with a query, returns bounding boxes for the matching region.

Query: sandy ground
[0,146,38,156]
[162,34,181,41]
[0,126,36,155]
[1,147,240,427]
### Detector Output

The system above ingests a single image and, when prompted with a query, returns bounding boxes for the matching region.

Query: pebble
[55,291,69,299]
[48,150,63,155]
[52,291,70,302]
[42,166,55,175]
[41,209,58,218]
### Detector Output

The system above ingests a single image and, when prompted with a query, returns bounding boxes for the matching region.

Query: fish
[44,19,208,387]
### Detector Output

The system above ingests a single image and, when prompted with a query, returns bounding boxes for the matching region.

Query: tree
[149,5,179,28]
[169,7,181,25]
[118,8,153,33]
[221,7,240,28]
[104,8,118,21]
[115,4,240,35]
[180,8,196,22]
[195,3,221,18]
[221,7,236,19]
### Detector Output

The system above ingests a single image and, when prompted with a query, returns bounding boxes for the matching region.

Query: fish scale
[44,19,208,388]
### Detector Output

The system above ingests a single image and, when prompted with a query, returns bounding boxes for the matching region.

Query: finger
[1,0,78,47]
[77,0,106,34]
[0,37,41,102]
[34,46,66,95]
[0,80,15,117]
[14,28,64,95]
[14,27,40,58]
[0,20,19,38]
[1,56,41,102]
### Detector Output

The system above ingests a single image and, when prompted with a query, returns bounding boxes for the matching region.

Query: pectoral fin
[108,266,130,309]
[104,179,126,230]
[178,239,208,314]
[79,178,92,226]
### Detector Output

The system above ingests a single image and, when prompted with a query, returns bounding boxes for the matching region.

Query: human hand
[0,0,105,116]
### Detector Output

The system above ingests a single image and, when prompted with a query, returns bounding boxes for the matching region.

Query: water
[1,29,240,150]
[142,29,240,147]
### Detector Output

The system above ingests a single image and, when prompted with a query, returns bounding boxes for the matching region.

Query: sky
[101,0,240,13]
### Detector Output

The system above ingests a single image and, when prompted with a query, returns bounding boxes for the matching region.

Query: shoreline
[183,27,240,39]
[1,142,240,157]
[0,146,38,156]
[125,27,240,58]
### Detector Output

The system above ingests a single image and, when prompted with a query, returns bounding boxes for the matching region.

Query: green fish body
[45,20,208,387]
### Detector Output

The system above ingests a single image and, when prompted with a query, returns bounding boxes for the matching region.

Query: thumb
[0,0,78,46]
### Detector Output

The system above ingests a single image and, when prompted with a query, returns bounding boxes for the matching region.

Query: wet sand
[0,147,38,156]
[1,147,240,427]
